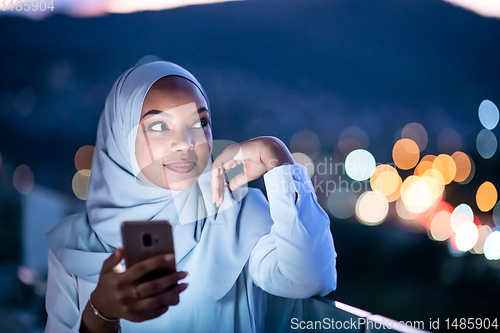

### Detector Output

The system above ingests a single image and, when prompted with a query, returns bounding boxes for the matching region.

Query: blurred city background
[1,0,499,332]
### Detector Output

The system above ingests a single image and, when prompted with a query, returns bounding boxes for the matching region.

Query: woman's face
[135,75,212,191]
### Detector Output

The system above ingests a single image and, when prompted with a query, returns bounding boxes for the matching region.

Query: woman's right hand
[91,248,188,323]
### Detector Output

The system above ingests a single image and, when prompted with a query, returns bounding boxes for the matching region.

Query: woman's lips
[164,161,196,174]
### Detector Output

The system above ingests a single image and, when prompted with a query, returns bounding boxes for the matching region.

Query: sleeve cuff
[263,164,314,199]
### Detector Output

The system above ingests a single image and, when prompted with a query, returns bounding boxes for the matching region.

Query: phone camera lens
[143,234,152,247]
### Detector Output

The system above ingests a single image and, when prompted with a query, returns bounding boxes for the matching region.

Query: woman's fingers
[125,253,176,283]
[101,247,124,274]
[137,283,188,311]
[211,144,245,204]
[136,271,188,298]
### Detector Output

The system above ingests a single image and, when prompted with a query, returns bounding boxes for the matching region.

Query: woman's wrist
[81,294,121,333]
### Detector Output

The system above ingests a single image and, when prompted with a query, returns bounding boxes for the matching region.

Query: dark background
[1,0,499,331]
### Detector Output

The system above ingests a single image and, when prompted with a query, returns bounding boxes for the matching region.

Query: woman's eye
[148,121,168,132]
[193,119,209,129]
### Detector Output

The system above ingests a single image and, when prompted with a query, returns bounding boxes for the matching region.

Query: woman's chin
[167,178,197,191]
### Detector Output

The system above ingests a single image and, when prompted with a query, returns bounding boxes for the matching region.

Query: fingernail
[179,271,188,278]
[179,283,188,291]
[164,253,174,261]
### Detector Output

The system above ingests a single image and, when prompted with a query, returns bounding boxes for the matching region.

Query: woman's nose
[171,127,195,152]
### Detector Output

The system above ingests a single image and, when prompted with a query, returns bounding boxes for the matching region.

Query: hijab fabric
[46,60,273,301]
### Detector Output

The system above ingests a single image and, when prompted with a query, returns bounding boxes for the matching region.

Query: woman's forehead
[141,76,208,117]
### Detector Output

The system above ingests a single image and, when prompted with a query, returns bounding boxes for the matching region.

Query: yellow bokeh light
[429,210,453,241]
[432,154,456,185]
[370,164,402,202]
[476,181,498,212]
[414,160,433,177]
[291,152,314,177]
[355,191,389,226]
[451,151,471,183]
[421,175,444,204]
[392,139,420,170]
[396,197,419,220]
[72,169,91,200]
[401,175,441,214]
[435,155,457,182]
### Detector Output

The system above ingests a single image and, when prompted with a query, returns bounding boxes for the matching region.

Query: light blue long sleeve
[249,163,337,299]
[44,163,337,332]
[45,250,83,333]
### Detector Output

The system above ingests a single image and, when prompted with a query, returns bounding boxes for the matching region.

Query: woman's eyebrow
[141,107,209,120]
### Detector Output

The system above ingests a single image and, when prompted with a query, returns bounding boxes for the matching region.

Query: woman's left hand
[211,136,295,207]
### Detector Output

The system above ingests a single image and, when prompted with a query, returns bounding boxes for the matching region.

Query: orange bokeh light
[451,151,471,183]
[476,181,498,212]
[393,139,420,170]
[432,154,456,185]
[370,164,402,202]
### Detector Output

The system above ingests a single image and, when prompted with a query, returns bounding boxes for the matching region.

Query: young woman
[45,60,337,333]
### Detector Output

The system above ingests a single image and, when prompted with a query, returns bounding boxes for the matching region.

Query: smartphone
[121,220,176,284]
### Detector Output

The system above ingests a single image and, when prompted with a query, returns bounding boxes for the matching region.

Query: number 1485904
[2,0,54,12]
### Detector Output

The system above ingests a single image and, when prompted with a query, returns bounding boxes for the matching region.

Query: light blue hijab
[46,60,273,301]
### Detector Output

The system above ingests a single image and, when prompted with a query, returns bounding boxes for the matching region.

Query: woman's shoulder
[46,211,107,256]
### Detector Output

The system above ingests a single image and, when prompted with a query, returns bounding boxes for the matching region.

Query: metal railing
[264,294,431,333]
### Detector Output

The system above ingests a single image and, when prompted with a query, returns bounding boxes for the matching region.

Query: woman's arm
[248,163,337,299]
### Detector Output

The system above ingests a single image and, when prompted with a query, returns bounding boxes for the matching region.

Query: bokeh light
[291,152,314,177]
[448,235,467,257]
[432,154,456,185]
[396,197,419,220]
[450,203,474,232]
[438,128,462,154]
[476,181,497,212]
[429,210,452,241]
[370,164,402,202]
[393,139,419,170]
[451,151,471,183]
[478,99,499,130]
[459,154,475,185]
[72,169,91,200]
[401,175,442,214]
[345,149,376,181]
[455,222,479,252]
[327,187,357,219]
[13,164,34,194]
[338,126,369,156]
[484,231,500,260]
[290,130,321,160]
[493,201,500,227]
[17,266,35,285]
[414,157,434,177]
[355,191,389,225]
[401,122,428,151]
[476,129,497,159]
[472,225,492,254]
[74,145,95,171]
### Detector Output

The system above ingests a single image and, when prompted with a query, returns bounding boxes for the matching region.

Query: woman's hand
[81,248,188,332]
[211,136,295,207]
